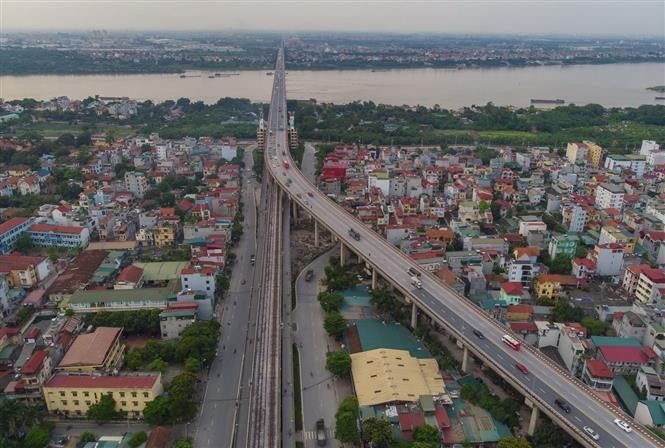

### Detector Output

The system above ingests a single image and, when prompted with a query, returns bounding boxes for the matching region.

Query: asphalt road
[293,247,350,447]
[264,48,663,448]
[194,146,259,448]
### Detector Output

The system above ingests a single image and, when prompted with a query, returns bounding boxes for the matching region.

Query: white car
[613,418,632,432]
[583,426,600,440]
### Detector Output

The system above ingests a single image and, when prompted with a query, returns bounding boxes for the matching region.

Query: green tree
[14,233,33,253]
[551,301,585,323]
[47,247,60,262]
[128,431,148,448]
[335,396,360,444]
[185,357,201,373]
[497,437,532,448]
[533,420,565,447]
[479,200,490,213]
[362,417,394,447]
[77,431,96,448]
[324,311,347,338]
[87,394,123,422]
[126,350,143,371]
[167,372,198,422]
[326,350,352,377]
[550,253,572,274]
[143,396,170,426]
[23,425,50,448]
[146,357,168,374]
[318,291,344,313]
[412,424,440,447]
[581,317,609,336]
[370,288,402,317]
[172,439,194,448]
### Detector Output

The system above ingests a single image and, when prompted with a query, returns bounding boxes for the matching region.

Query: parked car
[583,426,600,440]
[304,270,314,282]
[555,398,571,413]
[614,418,632,432]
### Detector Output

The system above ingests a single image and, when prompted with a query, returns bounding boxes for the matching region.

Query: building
[595,183,625,210]
[159,307,197,340]
[605,154,647,179]
[534,274,578,300]
[507,247,540,287]
[114,265,144,290]
[588,243,624,277]
[641,231,665,266]
[548,233,578,260]
[181,266,216,298]
[0,217,31,254]
[566,142,589,165]
[597,345,657,375]
[499,282,525,306]
[43,373,163,418]
[154,221,179,247]
[635,268,665,304]
[124,172,148,198]
[582,359,614,392]
[28,224,90,249]
[68,286,176,313]
[0,254,51,288]
[350,348,445,407]
[572,258,596,280]
[56,327,125,373]
[636,366,665,401]
[586,141,603,168]
[563,203,587,233]
[613,312,648,341]
[518,216,547,238]
[558,325,587,376]
[5,350,53,403]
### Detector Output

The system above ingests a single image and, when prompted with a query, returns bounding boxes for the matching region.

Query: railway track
[246,183,282,447]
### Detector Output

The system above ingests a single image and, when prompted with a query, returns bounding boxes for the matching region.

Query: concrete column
[292,201,298,224]
[314,221,320,247]
[410,302,418,329]
[527,406,540,436]
[371,269,378,290]
[339,243,346,265]
[461,346,469,373]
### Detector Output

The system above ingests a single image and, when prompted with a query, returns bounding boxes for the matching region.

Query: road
[194,146,258,448]
[301,142,317,183]
[264,47,663,448]
[281,196,296,448]
[294,247,349,447]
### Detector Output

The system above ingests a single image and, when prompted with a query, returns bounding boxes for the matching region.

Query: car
[555,398,571,413]
[472,329,484,339]
[583,426,600,440]
[515,363,529,374]
[307,192,314,197]
[305,270,314,282]
[241,278,246,285]
[613,418,632,432]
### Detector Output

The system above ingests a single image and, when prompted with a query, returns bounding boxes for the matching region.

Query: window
[84,392,89,397]
[132,401,139,407]
[131,392,137,398]
[85,401,91,406]
[74,400,79,406]
[143,392,149,398]
[121,401,127,406]
[119,391,125,397]
[61,400,67,405]
[59,391,66,397]
[72,391,78,397]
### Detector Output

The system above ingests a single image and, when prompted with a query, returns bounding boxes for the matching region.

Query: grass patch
[296,443,305,448]
[292,343,303,431]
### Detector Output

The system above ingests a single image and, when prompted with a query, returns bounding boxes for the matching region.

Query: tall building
[124,171,148,199]
[256,117,267,151]
[566,142,588,165]
[595,183,625,210]
[287,112,298,151]
[0,218,32,254]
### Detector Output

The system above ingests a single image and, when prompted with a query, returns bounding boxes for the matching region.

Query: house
[181,266,216,298]
[114,265,144,290]
[0,254,51,288]
[56,327,125,374]
[534,274,578,300]
[641,231,665,266]
[613,311,647,341]
[636,366,665,401]
[635,268,665,304]
[159,307,197,340]
[5,350,53,403]
[623,264,651,296]
[588,243,624,277]
[499,282,526,306]
[43,373,163,418]
[558,325,587,376]
[582,359,614,392]
[595,183,625,210]
[506,305,533,321]
[597,345,657,375]
[518,216,547,237]
[507,246,540,287]
[572,258,596,280]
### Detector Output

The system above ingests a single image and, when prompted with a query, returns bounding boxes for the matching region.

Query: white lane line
[573,415,581,422]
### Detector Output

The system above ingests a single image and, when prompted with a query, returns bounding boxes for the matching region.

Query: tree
[533,420,565,447]
[551,301,584,323]
[318,291,344,313]
[362,417,394,447]
[172,439,194,448]
[326,350,352,377]
[23,425,50,448]
[14,233,33,253]
[497,437,532,448]
[412,424,440,447]
[581,317,609,336]
[370,288,402,317]
[550,253,572,274]
[335,396,360,444]
[47,247,60,262]
[167,372,198,422]
[128,431,148,448]
[185,356,201,373]
[147,357,168,374]
[77,431,96,448]
[324,311,347,338]
[87,394,123,421]
[479,200,490,213]
[125,350,143,370]
[143,396,170,426]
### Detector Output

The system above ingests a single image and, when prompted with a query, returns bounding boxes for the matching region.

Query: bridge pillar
[339,243,347,265]
[372,269,378,290]
[527,406,540,436]
[461,345,469,373]
[410,302,418,329]
[292,201,298,224]
[314,221,320,247]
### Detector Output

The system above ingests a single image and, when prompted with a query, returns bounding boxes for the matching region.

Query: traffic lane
[413,288,639,447]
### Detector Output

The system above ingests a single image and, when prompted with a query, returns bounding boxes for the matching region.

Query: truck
[348,228,361,241]
[410,275,422,289]
[316,419,327,446]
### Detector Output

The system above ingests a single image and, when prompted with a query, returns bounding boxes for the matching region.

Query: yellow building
[350,348,445,407]
[56,327,125,373]
[534,274,578,300]
[600,226,635,254]
[43,373,163,418]
[154,221,179,247]
[585,141,603,168]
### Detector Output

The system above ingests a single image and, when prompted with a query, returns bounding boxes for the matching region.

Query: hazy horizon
[2,1,664,39]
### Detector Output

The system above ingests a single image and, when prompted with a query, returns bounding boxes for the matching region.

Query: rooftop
[58,327,122,368]
[133,262,188,282]
[585,359,614,379]
[45,373,159,390]
[0,217,29,235]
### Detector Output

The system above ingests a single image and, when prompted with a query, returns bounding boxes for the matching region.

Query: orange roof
[46,373,158,390]
[29,224,84,235]
[537,274,578,285]
[514,246,539,258]
[58,327,122,368]
[116,265,143,284]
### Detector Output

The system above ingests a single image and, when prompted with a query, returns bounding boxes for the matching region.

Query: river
[0,63,663,108]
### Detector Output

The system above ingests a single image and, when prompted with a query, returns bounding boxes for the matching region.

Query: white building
[518,216,547,238]
[589,243,624,277]
[367,173,390,196]
[595,183,625,210]
[640,140,661,156]
[124,171,148,199]
[635,268,665,304]
[27,224,90,249]
[604,154,646,179]
[566,142,588,164]
[180,266,216,298]
[565,203,587,233]
[558,325,586,376]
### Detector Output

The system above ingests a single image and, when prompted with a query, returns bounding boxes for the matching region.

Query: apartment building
[181,266,216,298]
[605,154,647,179]
[160,308,197,340]
[588,243,624,277]
[623,264,651,296]
[28,224,90,249]
[0,254,51,288]
[548,233,578,259]
[566,142,589,165]
[124,171,148,198]
[43,373,163,418]
[595,183,625,210]
[0,217,31,254]
[635,268,665,304]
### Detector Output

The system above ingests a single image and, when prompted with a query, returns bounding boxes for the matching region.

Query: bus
[502,334,521,351]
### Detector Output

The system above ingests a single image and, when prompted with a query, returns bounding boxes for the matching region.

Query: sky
[1,0,664,38]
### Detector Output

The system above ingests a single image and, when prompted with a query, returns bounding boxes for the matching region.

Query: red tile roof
[507,305,533,314]
[25,327,41,340]
[599,346,657,364]
[0,217,29,235]
[29,224,84,234]
[45,373,158,389]
[643,268,665,283]
[510,322,538,332]
[501,281,524,295]
[59,327,122,368]
[166,302,198,310]
[21,350,47,375]
[573,258,596,269]
[398,411,426,432]
[434,406,451,429]
[585,359,614,380]
[117,265,144,284]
